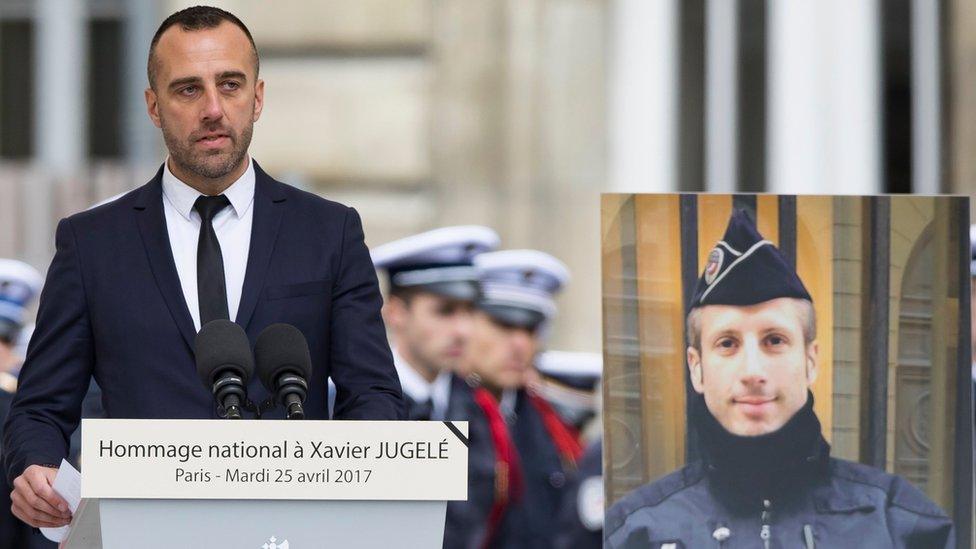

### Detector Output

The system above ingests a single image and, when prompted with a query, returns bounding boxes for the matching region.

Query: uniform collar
[162,156,256,221]
[393,349,452,417]
[430,371,452,419]
[499,388,518,419]
[695,391,829,500]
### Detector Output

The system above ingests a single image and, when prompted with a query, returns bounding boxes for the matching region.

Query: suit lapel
[235,161,287,330]
[134,168,197,350]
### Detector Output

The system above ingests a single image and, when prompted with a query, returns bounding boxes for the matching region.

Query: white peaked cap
[371,225,500,300]
[537,351,602,379]
[474,249,570,329]
[0,259,43,324]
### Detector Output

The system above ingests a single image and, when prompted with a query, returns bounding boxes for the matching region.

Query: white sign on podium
[63,419,468,548]
[80,419,468,500]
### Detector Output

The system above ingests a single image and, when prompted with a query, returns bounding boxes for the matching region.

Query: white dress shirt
[500,388,518,421]
[162,157,255,331]
[393,349,452,420]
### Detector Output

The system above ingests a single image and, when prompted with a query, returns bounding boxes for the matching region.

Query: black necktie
[194,194,231,326]
[408,398,434,421]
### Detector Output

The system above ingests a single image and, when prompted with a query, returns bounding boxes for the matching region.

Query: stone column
[29,0,87,265]
[767,0,881,194]
[124,0,163,180]
[607,0,678,192]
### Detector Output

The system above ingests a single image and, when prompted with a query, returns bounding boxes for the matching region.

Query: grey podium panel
[87,499,446,549]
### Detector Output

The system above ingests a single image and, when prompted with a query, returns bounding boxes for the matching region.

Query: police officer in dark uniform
[606,210,954,549]
[532,351,603,549]
[371,226,499,422]
[372,226,504,549]
[534,350,603,435]
[464,249,583,548]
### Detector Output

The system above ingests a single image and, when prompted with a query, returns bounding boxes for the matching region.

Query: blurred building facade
[610,0,976,209]
[0,0,606,353]
[1,0,975,354]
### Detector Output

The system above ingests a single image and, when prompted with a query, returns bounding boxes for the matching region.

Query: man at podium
[4,5,403,530]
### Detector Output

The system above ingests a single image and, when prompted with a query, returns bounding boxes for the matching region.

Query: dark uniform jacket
[508,389,575,549]
[553,439,602,549]
[392,372,499,548]
[606,396,954,549]
[605,457,954,549]
[444,384,575,548]
[442,375,500,549]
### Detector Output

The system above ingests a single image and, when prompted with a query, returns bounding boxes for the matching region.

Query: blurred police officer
[534,351,602,436]
[0,260,42,387]
[606,210,953,548]
[554,439,602,549]
[372,226,499,421]
[535,351,603,549]
[463,250,583,548]
[373,225,503,549]
[0,260,51,548]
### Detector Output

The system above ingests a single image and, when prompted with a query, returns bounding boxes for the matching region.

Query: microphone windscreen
[254,323,313,390]
[194,319,255,386]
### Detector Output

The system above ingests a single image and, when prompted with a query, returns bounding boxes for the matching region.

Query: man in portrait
[605,210,953,548]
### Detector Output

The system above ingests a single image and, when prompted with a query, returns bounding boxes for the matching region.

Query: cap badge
[712,526,731,541]
[704,248,724,285]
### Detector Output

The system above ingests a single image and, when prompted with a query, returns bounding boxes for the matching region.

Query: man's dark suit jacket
[3,162,404,484]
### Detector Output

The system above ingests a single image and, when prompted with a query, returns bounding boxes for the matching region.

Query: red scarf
[527,391,584,467]
[472,387,524,549]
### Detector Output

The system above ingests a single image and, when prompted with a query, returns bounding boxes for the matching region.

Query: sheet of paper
[41,459,81,543]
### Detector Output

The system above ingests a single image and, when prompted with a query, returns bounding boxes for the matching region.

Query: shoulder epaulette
[829,458,949,518]
[605,462,705,534]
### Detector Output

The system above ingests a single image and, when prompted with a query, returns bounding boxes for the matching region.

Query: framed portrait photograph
[602,194,971,548]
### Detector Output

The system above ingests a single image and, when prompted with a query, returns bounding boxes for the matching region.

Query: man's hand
[10,464,72,528]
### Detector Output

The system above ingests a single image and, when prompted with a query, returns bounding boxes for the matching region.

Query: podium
[64,499,446,548]
[62,419,468,549]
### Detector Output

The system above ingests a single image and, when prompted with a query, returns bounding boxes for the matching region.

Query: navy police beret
[689,209,811,310]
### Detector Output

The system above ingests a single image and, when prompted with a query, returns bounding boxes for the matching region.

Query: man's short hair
[686,298,817,351]
[389,285,423,305]
[147,5,259,90]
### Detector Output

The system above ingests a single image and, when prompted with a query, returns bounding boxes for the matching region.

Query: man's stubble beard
[160,114,254,181]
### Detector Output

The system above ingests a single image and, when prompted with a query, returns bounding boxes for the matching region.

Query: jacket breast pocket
[264,280,331,300]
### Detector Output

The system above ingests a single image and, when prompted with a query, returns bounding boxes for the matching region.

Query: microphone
[255,323,312,419]
[195,320,255,419]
